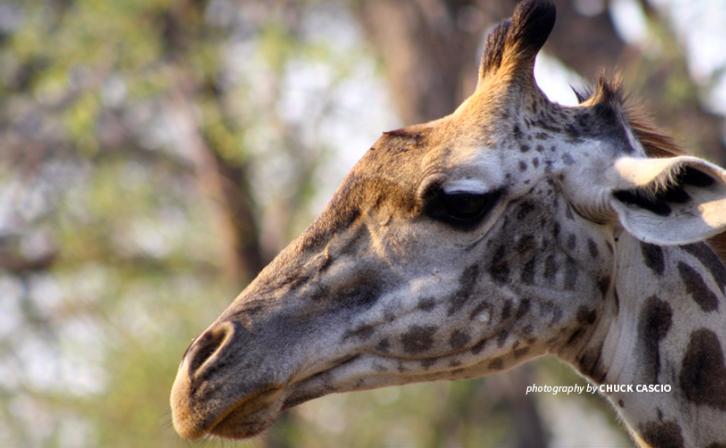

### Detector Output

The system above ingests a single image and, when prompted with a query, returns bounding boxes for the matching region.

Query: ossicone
[478,0,556,82]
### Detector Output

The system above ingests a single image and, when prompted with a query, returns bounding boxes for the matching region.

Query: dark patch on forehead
[637,295,673,383]
[447,264,479,316]
[706,443,726,448]
[641,242,665,276]
[449,330,471,350]
[682,242,726,294]
[640,421,684,448]
[678,261,719,312]
[679,327,726,411]
[401,325,437,354]
[381,128,428,148]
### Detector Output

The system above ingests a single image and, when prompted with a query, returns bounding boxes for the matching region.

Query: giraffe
[170,1,726,446]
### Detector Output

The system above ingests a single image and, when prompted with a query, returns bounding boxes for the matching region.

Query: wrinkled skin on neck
[170,0,726,443]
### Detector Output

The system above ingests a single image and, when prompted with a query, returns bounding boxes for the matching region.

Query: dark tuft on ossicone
[507,0,556,58]
[479,0,556,78]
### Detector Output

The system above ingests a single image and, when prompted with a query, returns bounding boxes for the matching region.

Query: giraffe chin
[196,355,364,439]
[206,396,283,439]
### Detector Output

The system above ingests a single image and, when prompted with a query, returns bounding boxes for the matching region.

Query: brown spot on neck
[679,328,726,411]
[639,420,684,448]
[637,295,672,383]
[682,243,726,294]
[677,262,719,313]
[641,242,665,276]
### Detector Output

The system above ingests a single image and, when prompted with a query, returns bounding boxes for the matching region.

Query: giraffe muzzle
[170,319,289,439]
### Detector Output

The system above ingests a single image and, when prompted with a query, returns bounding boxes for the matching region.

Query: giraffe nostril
[186,323,232,376]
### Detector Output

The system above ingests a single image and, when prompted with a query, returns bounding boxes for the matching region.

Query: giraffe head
[170,0,726,440]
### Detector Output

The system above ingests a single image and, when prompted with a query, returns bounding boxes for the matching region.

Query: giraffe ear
[607,156,726,245]
[478,0,555,83]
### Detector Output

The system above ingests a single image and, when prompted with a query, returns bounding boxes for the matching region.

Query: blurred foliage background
[1,0,724,447]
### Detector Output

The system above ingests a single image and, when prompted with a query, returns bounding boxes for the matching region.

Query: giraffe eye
[423,188,504,230]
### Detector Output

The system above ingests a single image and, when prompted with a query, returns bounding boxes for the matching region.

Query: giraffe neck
[565,233,726,447]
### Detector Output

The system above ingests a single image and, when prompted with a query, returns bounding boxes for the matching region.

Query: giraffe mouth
[204,354,363,439]
[202,330,521,440]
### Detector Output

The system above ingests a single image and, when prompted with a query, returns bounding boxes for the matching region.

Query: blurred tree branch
[353,0,486,122]
[626,0,726,164]
[169,80,265,282]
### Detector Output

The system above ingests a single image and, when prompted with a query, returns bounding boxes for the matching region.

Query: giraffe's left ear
[607,156,726,245]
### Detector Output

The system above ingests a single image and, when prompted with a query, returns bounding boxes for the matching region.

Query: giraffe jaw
[202,348,519,439]
[173,351,454,439]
